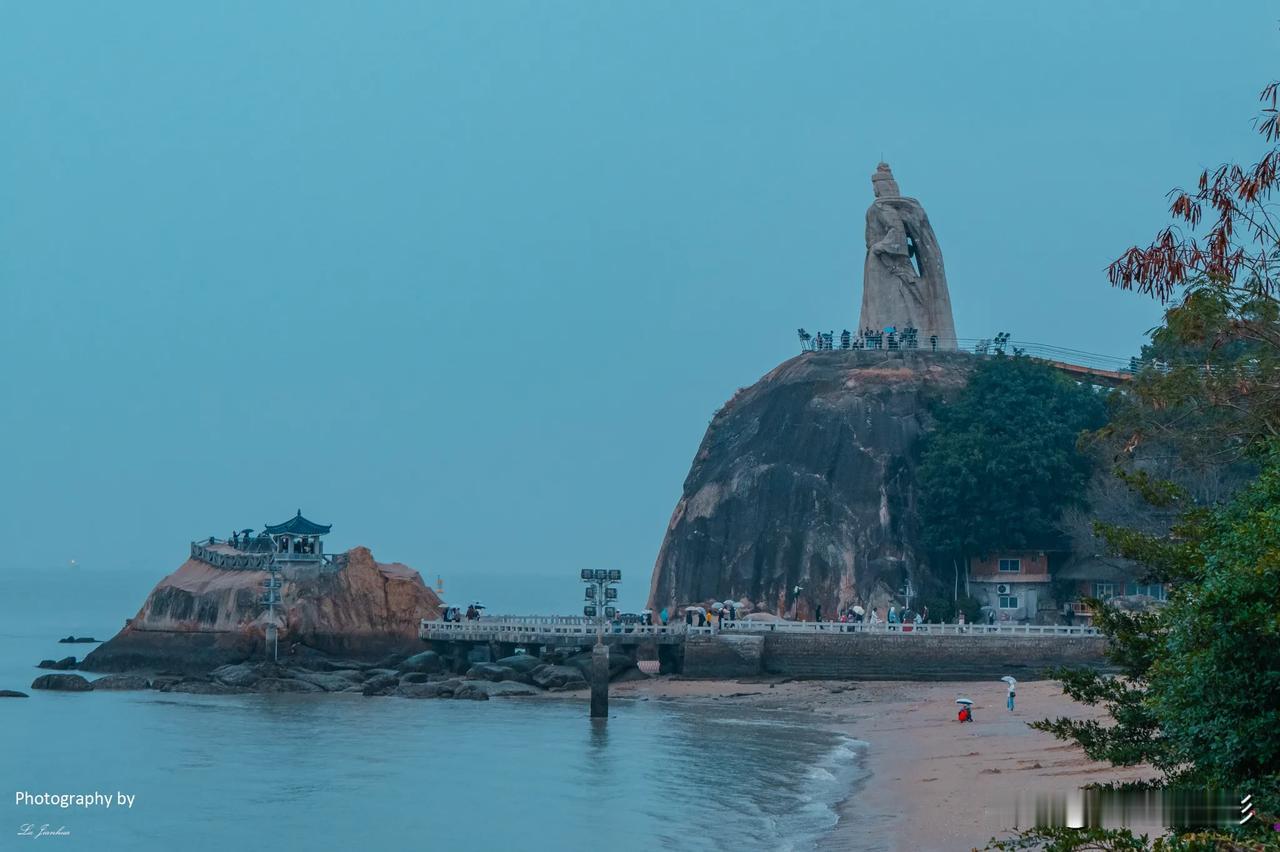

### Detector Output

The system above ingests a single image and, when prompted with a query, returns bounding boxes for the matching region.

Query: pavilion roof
[263,510,331,536]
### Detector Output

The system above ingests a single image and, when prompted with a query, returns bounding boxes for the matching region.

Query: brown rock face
[82,547,441,673]
[647,349,973,619]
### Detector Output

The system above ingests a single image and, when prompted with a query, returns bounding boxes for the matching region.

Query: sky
[2,1,1277,616]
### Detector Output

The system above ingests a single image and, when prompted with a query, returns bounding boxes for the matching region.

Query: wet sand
[607,676,1157,851]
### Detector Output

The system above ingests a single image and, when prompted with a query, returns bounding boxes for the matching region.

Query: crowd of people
[683,601,740,628]
[798,326,935,352]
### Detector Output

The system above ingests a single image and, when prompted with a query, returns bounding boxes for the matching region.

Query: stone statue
[858,163,957,349]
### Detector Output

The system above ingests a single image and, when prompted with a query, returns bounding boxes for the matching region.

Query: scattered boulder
[530,664,587,690]
[452,680,539,699]
[165,680,248,695]
[361,673,400,696]
[37,657,78,671]
[399,672,431,684]
[332,669,366,683]
[254,678,321,694]
[290,672,357,692]
[395,681,460,699]
[452,682,491,701]
[302,659,370,673]
[31,674,93,692]
[479,681,540,698]
[466,662,513,682]
[397,650,444,675]
[495,654,543,674]
[373,653,408,670]
[0,690,29,698]
[91,675,151,691]
[362,668,401,681]
[210,663,262,688]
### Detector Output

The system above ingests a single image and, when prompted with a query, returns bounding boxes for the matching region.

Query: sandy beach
[609,676,1156,851]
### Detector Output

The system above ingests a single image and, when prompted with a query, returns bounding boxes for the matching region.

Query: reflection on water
[1,631,868,852]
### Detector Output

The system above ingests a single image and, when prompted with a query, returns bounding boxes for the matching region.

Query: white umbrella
[852,606,865,616]
[1001,676,1017,688]
[955,697,974,705]
[711,602,724,611]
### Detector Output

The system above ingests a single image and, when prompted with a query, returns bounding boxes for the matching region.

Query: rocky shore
[30,648,647,701]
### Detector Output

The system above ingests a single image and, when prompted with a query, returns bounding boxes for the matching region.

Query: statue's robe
[859,195,957,349]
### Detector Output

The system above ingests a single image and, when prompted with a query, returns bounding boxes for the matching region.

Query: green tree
[1021,452,1280,848]
[917,355,1107,563]
[1004,77,1280,851]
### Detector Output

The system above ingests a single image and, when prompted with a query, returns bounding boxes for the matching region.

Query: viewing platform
[189,510,348,572]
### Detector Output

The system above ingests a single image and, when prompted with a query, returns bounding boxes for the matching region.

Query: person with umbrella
[1002,676,1017,712]
[956,697,974,723]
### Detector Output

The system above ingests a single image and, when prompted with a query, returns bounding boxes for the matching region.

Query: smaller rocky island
[82,512,442,674]
[40,510,648,699]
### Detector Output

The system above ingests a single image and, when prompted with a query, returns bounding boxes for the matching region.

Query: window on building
[1093,582,1115,600]
[1125,582,1168,601]
[999,594,1019,609]
[998,558,1021,573]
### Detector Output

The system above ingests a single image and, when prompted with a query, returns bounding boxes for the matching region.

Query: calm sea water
[0,572,876,852]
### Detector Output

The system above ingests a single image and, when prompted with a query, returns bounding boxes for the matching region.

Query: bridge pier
[657,643,684,675]
[590,643,609,718]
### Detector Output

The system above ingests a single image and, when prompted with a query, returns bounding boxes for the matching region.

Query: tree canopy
[917,354,1107,559]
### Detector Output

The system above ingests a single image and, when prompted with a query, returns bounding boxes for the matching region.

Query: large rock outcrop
[82,547,441,673]
[648,349,973,619]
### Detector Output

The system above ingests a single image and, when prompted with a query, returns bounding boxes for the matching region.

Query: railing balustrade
[419,617,1100,640]
[190,541,349,572]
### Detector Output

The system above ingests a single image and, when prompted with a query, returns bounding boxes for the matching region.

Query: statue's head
[871,162,901,198]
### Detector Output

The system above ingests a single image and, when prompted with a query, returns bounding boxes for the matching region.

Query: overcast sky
[2,1,1276,614]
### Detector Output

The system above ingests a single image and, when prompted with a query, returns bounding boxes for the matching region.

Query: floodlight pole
[582,569,620,720]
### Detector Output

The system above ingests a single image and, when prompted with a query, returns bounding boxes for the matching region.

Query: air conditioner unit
[996,584,1010,595]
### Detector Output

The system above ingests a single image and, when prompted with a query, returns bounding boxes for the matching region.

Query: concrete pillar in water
[590,643,609,718]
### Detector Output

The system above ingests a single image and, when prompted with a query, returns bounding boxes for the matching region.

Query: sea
[1,569,877,852]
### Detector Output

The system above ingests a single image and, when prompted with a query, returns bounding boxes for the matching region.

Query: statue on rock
[858,163,957,350]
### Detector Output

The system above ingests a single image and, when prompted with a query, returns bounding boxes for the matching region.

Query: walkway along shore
[419,617,1110,681]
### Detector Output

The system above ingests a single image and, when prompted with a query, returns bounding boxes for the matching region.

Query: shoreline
[606,676,1157,851]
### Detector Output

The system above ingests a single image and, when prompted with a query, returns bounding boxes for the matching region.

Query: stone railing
[716,621,1100,637]
[419,617,1100,641]
[420,619,684,641]
[189,541,349,572]
[189,542,273,571]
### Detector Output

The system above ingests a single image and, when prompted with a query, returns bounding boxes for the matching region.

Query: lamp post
[581,569,621,718]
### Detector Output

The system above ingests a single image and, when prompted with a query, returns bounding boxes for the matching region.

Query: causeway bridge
[419,617,1107,681]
